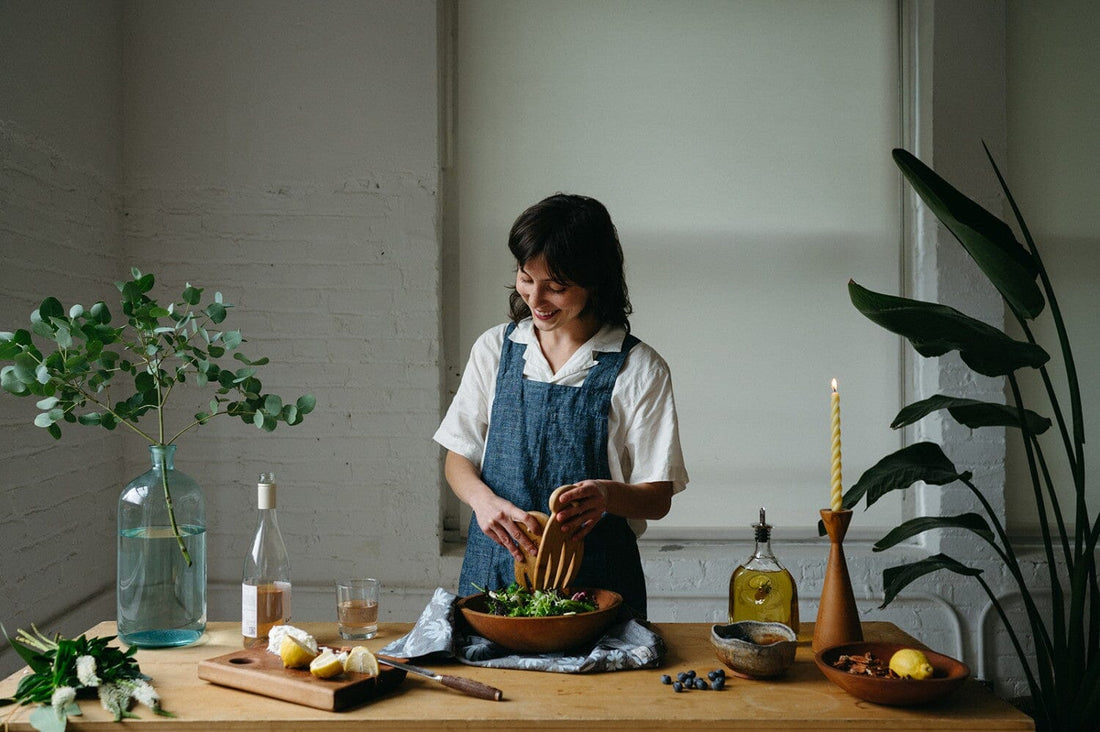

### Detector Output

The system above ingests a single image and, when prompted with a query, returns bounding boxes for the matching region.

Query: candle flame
[831,378,838,392]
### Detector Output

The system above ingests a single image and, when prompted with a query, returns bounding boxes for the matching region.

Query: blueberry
[706,670,718,681]
[714,668,726,678]
[710,678,725,691]
[660,674,672,685]
[672,681,683,692]
[686,669,696,678]
[694,678,707,690]
[677,672,688,682]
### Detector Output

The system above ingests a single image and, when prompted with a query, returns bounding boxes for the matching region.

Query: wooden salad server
[531,484,584,591]
[514,511,549,591]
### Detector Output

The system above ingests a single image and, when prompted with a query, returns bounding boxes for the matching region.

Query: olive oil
[728,508,799,631]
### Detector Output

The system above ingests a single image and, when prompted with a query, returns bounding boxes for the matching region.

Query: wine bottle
[728,507,799,631]
[242,472,292,648]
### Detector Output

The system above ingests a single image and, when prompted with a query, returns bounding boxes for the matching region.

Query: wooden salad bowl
[455,588,623,654]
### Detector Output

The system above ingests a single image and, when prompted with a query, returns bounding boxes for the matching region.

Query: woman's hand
[469,492,542,561]
[552,480,611,540]
[445,451,542,561]
[553,479,674,540]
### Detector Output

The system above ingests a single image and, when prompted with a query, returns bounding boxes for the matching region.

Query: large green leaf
[850,441,968,508]
[892,394,1052,435]
[873,513,995,552]
[818,441,969,537]
[849,281,1049,377]
[880,553,983,608]
[893,148,1044,319]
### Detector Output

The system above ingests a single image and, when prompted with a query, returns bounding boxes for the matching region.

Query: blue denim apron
[459,323,648,618]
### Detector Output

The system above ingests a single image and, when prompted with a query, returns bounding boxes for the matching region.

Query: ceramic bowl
[815,641,970,706]
[455,588,623,654]
[710,621,798,678]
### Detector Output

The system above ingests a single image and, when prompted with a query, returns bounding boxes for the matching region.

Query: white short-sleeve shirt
[434,319,689,535]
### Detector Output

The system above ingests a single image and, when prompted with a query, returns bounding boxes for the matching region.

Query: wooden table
[0,621,1033,730]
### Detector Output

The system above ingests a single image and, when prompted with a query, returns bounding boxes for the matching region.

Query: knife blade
[376,656,503,701]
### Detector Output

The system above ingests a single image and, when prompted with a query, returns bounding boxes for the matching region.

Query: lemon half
[344,645,380,677]
[279,634,320,669]
[310,649,345,679]
[889,648,934,680]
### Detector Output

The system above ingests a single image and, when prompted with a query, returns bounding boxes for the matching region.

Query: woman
[434,193,688,618]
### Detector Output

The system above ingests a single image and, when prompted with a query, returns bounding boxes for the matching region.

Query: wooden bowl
[710,621,798,678]
[815,641,970,706]
[455,589,623,654]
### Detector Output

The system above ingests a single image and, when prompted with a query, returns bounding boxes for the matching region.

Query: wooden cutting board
[198,647,406,711]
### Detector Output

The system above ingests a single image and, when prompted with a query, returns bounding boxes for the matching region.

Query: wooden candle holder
[812,508,863,653]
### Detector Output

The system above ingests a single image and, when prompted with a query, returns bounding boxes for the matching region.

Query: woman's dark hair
[507,193,632,331]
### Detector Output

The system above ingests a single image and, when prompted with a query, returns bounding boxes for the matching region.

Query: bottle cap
[258,473,277,509]
[752,507,772,543]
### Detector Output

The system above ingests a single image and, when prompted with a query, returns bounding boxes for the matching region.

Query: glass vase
[117,444,207,647]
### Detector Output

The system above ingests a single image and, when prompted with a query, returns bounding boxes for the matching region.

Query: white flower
[76,654,101,687]
[51,685,76,711]
[97,683,131,720]
[128,680,161,711]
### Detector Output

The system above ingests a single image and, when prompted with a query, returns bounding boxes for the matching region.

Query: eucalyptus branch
[0,268,315,560]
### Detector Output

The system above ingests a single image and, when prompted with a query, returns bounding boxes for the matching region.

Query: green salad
[482,583,599,617]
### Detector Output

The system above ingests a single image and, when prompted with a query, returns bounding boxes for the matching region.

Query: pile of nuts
[830,652,899,678]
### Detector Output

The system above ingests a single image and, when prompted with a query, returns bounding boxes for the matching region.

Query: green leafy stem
[1,268,316,563]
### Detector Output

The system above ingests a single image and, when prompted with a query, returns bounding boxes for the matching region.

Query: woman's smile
[516,256,592,336]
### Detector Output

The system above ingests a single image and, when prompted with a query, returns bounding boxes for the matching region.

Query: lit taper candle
[830,379,843,511]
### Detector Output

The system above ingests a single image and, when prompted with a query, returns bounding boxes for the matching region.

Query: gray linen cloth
[378,587,666,673]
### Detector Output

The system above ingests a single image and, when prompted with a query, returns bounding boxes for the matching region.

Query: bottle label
[242,583,259,637]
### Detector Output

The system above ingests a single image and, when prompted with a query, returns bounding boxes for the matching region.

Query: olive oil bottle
[728,507,799,631]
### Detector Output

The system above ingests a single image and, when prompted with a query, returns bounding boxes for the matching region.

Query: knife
[376,656,503,701]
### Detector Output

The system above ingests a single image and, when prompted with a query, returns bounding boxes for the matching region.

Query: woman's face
[515,255,592,336]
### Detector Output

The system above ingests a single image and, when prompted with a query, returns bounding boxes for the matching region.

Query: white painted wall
[448,0,905,534]
[0,0,1096,705]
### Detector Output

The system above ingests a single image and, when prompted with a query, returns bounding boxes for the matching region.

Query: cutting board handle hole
[229,657,257,665]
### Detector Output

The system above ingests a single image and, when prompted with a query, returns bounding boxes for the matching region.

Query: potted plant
[841,146,1098,731]
[0,268,315,647]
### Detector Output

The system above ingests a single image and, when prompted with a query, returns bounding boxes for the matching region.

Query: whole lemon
[889,648,934,680]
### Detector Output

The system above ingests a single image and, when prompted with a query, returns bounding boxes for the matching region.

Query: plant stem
[974,573,1050,727]
[157,450,191,567]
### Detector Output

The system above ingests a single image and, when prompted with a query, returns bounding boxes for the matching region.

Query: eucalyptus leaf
[297,394,317,414]
[849,281,1049,377]
[892,394,1052,435]
[263,394,282,415]
[873,513,995,552]
[880,553,983,609]
[893,148,1044,319]
[1,365,29,395]
[28,704,67,732]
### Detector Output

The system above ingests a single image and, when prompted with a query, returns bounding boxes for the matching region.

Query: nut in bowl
[815,641,970,706]
[710,621,798,679]
[456,587,623,654]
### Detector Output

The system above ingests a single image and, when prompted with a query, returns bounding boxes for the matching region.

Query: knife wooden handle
[438,674,504,701]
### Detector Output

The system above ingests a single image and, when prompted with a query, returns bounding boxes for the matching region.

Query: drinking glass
[336,578,379,639]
